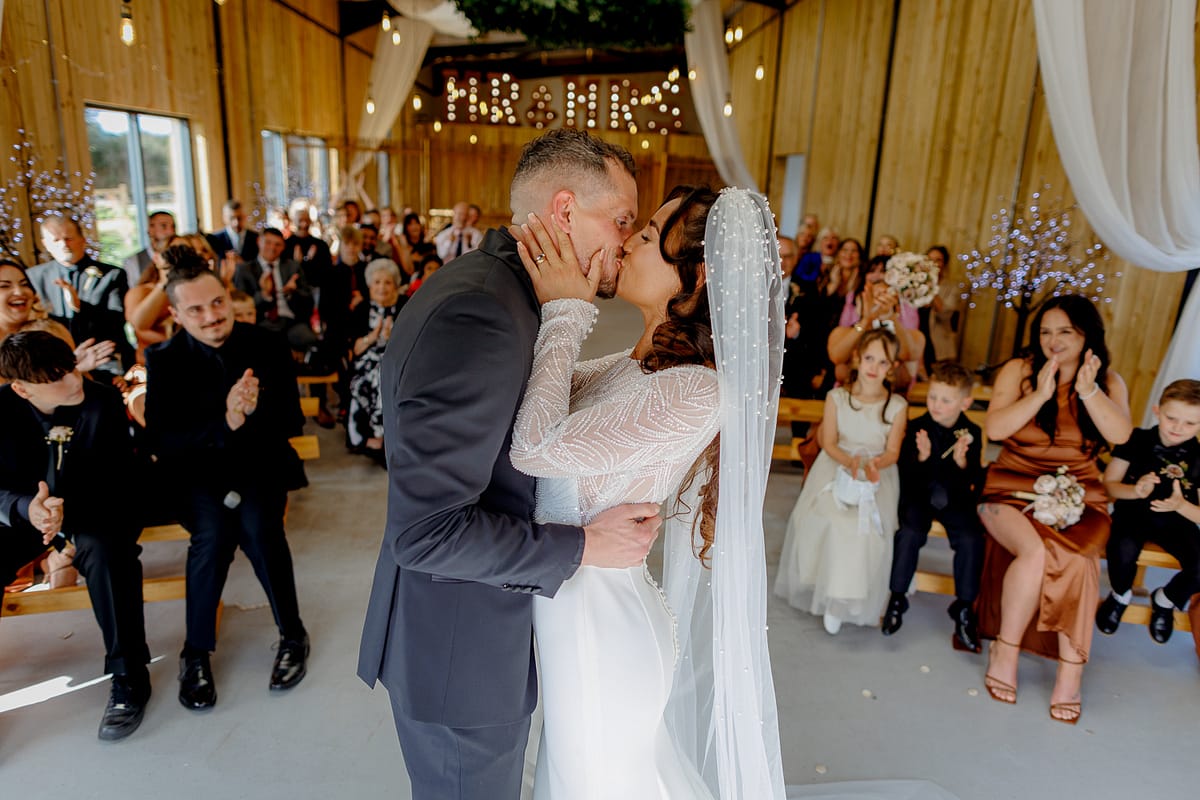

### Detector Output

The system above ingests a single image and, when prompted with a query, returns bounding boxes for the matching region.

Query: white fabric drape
[684,0,758,191]
[1032,0,1200,423]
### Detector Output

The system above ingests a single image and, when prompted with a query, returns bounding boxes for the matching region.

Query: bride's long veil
[663,187,787,799]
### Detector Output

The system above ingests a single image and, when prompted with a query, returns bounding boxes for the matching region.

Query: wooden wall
[726,0,1190,419]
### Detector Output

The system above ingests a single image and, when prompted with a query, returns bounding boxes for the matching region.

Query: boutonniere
[941,428,973,459]
[1160,461,1193,492]
[82,265,103,293]
[46,425,73,470]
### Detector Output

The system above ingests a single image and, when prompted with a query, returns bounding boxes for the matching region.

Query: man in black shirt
[0,331,151,740]
[145,252,309,710]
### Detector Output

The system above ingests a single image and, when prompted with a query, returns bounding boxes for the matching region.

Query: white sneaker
[823,613,842,635]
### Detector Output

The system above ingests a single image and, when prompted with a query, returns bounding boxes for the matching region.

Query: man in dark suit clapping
[145,250,308,711]
[232,227,317,353]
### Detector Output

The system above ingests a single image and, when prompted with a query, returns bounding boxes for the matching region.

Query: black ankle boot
[949,600,981,653]
[881,593,908,636]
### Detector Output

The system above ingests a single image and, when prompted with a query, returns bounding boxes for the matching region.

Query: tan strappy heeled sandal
[983,637,1019,704]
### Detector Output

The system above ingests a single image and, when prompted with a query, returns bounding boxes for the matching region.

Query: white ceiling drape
[1032,0,1200,422]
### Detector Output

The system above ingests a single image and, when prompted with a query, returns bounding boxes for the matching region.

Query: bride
[508,186,787,799]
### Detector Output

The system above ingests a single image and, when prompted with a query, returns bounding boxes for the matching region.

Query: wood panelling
[727,9,780,188]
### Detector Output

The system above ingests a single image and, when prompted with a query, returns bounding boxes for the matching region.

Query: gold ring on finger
[534,253,547,264]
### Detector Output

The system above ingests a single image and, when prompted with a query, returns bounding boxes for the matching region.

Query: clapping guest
[434,201,482,264]
[124,248,173,363]
[347,259,407,459]
[122,210,176,289]
[207,199,259,265]
[27,215,133,375]
[232,228,317,354]
[793,226,839,287]
[783,238,863,399]
[0,330,151,740]
[285,205,332,276]
[975,295,1131,725]
[146,254,310,710]
[395,212,435,283]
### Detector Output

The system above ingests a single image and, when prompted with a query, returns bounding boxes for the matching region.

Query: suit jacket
[0,381,139,542]
[899,411,985,509]
[233,258,315,324]
[144,322,305,495]
[357,227,584,727]
[207,228,259,263]
[27,257,133,370]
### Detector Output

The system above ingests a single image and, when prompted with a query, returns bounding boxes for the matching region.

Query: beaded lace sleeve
[510,300,719,479]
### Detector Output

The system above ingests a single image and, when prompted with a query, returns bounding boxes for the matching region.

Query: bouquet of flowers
[1014,465,1086,530]
[883,252,939,308]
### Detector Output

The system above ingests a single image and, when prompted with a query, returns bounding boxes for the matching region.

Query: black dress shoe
[178,653,217,710]
[270,636,310,691]
[1095,593,1127,635]
[949,601,982,653]
[98,675,150,741]
[881,593,908,636]
[1149,596,1175,644]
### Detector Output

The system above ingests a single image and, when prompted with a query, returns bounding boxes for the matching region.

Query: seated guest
[347,259,407,459]
[1098,378,1200,644]
[358,223,384,273]
[146,254,310,710]
[124,247,173,363]
[975,295,1131,725]
[874,234,900,258]
[793,226,838,287]
[207,199,258,264]
[882,360,986,651]
[230,289,257,324]
[123,210,176,289]
[434,201,482,264]
[406,254,442,295]
[284,205,332,277]
[826,255,925,392]
[394,212,435,283]
[360,212,394,261]
[27,214,133,375]
[0,331,151,740]
[1,260,116,373]
[925,245,963,366]
[232,227,317,354]
[784,238,862,400]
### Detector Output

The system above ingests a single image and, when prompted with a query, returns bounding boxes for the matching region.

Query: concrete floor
[1,298,1196,798]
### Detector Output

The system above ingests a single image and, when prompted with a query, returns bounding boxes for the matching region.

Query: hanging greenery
[452,0,691,50]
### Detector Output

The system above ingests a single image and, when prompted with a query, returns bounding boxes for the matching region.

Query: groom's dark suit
[358,227,584,797]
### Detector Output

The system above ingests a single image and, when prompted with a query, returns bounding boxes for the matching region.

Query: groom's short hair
[510,129,636,216]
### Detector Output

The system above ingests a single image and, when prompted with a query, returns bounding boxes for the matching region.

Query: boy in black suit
[883,360,986,651]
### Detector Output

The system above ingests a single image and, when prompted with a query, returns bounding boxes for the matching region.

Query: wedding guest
[793,226,838,287]
[798,212,820,254]
[207,199,259,264]
[874,234,900,257]
[359,223,383,266]
[434,201,482,263]
[230,289,257,324]
[285,204,333,277]
[395,212,435,283]
[146,255,310,710]
[882,360,985,650]
[783,238,862,399]
[347,259,407,460]
[124,247,173,363]
[924,245,963,364]
[123,210,176,288]
[976,295,1131,725]
[1098,379,1200,644]
[27,215,133,375]
[300,225,361,426]
[0,330,151,740]
[232,227,317,354]
[406,254,442,295]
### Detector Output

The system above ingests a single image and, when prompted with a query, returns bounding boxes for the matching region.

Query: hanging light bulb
[412,95,422,111]
[215,0,226,6]
[433,120,442,133]
[392,30,401,46]
[120,2,135,47]
[688,69,697,81]
[366,95,376,115]
[724,28,734,45]
[755,64,765,81]
[381,12,391,31]
[723,96,733,117]
[734,25,744,42]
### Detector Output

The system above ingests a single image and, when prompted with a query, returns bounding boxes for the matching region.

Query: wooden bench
[300,396,320,418]
[2,434,320,618]
[907,382,993,406]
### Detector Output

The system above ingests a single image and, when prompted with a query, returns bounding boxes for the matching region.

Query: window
[85,107,197,265]
[261,131,331,212]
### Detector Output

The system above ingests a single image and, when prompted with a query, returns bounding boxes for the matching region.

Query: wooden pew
[2,434,320,618]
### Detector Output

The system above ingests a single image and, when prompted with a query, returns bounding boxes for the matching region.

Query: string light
[432,120,442,133]
[381,12,391,31]
[392,30,401,46]
[723,96,733,117]
[734,26,744,42]
[725,27,734,45]
[365,94,376,115]
[412,95,422,111]
[755,64,765,81]
[120,1,135,47]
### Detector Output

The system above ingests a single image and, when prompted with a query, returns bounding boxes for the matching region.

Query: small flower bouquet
[883,252,939,308]
[1014,465,1085,530]
[46,425,73,470]
[941,428,974,459]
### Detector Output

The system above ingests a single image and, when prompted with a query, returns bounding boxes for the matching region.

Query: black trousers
[1107,508,1200,610]
[389,691,530,800]
[180,486,306,652]
[0,525,150,677]
[889,498,985,603]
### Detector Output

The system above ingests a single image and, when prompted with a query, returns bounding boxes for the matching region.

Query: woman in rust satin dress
[976,296,1132,725]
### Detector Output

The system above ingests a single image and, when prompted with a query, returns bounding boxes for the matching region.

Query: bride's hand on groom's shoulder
[580,502,663,568]
[509,212,604,305]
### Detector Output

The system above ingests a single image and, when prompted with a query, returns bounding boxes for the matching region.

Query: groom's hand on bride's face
[509,212,601,305]
[580,502,663,568]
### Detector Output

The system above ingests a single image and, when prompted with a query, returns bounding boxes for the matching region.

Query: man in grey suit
[358,129,658,799]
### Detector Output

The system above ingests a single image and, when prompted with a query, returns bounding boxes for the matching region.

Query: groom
[358,129,661,799]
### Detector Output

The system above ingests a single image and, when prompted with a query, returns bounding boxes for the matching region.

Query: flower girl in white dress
[775,328,907,633]
[509,186,786,800]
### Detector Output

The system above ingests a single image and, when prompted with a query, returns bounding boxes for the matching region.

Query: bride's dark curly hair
[638,184,720,566]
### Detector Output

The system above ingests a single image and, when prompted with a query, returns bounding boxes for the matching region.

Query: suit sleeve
[144,344,228,456]
[382,292,583,594]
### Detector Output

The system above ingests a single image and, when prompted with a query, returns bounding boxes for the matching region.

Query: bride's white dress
[509,299,720,800]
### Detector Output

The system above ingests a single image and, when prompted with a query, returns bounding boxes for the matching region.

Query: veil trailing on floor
[663,187,787,799]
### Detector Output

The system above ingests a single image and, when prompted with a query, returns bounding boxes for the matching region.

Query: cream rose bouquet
[883,252,939,309]
[1014,465,1086,530]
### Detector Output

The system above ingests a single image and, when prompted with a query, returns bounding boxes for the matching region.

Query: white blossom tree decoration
[0,130,97,265]
[960,187,1116,357]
